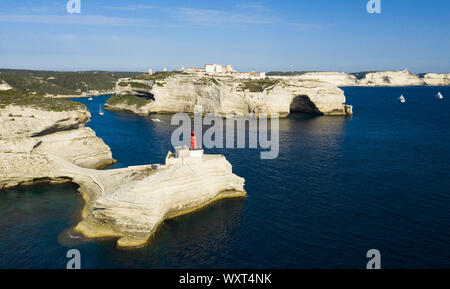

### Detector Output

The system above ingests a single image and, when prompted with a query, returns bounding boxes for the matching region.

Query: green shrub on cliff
[134,71,186,81]
[211,78,220,86]
[106,94,152,108]
[0,90,86,111]
[241,79,280,92]
[130,82,152,89]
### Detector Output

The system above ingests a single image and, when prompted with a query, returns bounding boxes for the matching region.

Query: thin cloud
[0,14,145,26]
[236,2,273,13]
[171,7,278,26]
[286,22,335,31]
[105,5,155,11]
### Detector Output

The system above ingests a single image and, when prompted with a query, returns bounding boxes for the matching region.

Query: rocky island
[0,92,245,247]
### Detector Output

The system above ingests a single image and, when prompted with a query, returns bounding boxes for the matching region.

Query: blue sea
[0,86,449,269]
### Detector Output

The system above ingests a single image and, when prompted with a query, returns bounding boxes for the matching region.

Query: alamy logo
[366,0,381,14]
[366,249,381,269]
[171,105,279,160]
[66,0,81,14]
[66,249,81,269]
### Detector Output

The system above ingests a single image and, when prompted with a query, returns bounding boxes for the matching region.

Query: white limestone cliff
[271,70,450,87]
[422,73,450,86]
[358,69,425,86]
[0,106,115,171]
[272,72,359,87]
[0,103,246,248]
[76,154,246,247]
[108,73,352,117]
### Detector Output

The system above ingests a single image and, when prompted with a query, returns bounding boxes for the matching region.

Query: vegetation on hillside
[129,82,152,89]
[0,69,140,95]
[266,71,318,76]
[0,90,86,111]
[106,94,152,108]
[240,79,280,92]
[133,71,187,81]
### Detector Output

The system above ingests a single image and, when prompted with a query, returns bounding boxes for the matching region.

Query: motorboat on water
[399,94,406,103]
[437,92,444,99]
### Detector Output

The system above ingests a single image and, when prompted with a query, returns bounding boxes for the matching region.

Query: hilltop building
[205,64,235,74]
[182,63,265,79]
[188,66,205,72]
[205,64,223,74]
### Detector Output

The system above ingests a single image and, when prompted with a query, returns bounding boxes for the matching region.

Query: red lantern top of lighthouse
[190,131,197,149]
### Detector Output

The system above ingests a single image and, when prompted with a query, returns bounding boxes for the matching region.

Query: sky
[0,0,449,73]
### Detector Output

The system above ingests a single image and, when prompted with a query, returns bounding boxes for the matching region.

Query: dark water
[0,87,449,268]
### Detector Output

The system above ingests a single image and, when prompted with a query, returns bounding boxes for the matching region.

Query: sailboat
[99,104,104,116]
[399,94,406,103]
[437,92,444,99]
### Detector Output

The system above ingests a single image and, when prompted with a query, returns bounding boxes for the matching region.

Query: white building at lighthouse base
[165,146,204,166]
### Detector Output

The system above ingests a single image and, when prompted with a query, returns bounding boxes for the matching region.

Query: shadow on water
[0,182,84,269]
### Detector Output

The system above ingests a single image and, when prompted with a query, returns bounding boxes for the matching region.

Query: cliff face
[76,155,246,247]
[422,73,450,86]
[0,103,246,248]
[358,70,425,86]
[271,70,450,87]
[273,72,359,87]
[0,105,115,189]
[108,73,352,117]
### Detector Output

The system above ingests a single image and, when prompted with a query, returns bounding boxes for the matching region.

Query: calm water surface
[0,86,449,268]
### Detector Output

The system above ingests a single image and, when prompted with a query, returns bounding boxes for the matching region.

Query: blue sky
[0,0,449,73]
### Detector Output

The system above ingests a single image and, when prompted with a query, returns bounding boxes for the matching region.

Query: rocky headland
[271,72,359,87]
[271,70,450,87]
[106,72,353,117]
[0,95,245,247]
[422,73,450,86]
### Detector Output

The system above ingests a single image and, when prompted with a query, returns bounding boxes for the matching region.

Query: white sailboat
[437,92,444,99]
[99,104,104,116]
[399,94,406,103]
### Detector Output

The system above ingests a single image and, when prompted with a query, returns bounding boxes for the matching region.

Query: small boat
[399,95,406,103]
[437,92,444,99]
[151,118,162,122]
[88,95,93,101]
[99,105,104,116]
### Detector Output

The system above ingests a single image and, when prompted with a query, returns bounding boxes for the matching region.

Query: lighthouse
[165,131,204,165]
[189,131,203,158]
[190,131,197,149]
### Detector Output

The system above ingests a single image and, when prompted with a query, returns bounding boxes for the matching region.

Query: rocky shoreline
[271,70,450,87]
[106,72,353,117]
[0,104,245,247]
